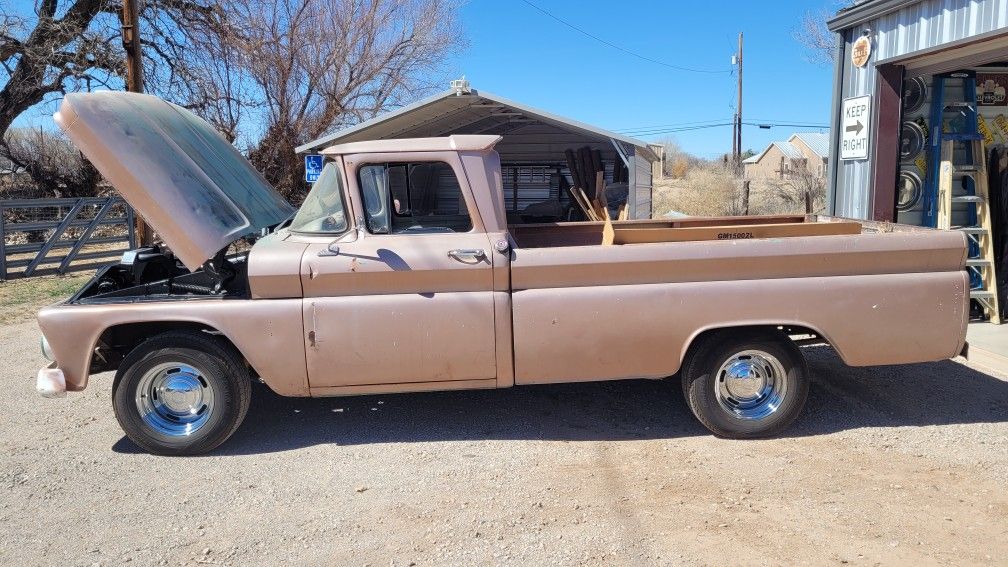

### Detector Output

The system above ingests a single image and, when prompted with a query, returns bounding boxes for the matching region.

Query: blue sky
[447,0,836,158]
[13,0,837,159]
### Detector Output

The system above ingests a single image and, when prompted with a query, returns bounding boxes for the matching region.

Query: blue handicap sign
[304,154,323,183]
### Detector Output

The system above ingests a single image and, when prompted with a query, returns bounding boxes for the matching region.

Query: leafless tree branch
[794,8,838,67]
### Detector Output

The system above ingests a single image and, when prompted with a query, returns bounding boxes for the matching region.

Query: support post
[735,32,744,173]
[121,0,151,247]
[870,63,903,222]
[0,202,6,281]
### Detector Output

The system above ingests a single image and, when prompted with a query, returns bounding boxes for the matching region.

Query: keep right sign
[841,95,872,161]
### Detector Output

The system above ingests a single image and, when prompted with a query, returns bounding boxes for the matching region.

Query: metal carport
[297,80,659,221]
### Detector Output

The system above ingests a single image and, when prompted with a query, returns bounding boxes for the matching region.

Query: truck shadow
[112,347,1008,456]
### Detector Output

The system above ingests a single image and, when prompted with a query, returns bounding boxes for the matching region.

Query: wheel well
[93,321,242,374]
[682,324,831,367]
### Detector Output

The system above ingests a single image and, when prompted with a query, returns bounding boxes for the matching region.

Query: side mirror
[317,226,361,257]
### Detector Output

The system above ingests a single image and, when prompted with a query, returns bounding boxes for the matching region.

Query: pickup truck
[37,92,970,455]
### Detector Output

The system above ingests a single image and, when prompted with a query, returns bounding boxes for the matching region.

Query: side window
[358,161,473,234]
[288,162,349,234]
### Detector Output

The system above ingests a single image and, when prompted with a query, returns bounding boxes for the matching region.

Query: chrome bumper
[37,363,66,398]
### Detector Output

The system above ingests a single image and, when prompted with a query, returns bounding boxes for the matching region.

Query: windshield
[289,162,349,233]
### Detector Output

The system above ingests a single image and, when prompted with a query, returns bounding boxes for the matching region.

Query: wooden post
[0,202,6,281]
[121,0,151,247]
[511,166,518,214]
[735,32,744,173]
[741,180,750,216]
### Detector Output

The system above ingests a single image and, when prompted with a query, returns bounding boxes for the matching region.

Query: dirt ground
[1,282,1007,566]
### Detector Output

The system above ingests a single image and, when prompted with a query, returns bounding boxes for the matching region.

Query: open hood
[54,92,295,271]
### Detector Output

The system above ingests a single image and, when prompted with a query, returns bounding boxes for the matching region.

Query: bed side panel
[511,271,968,384]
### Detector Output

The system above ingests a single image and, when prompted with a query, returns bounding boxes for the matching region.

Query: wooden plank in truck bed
[612,221,862,244]
[626,214,808,229]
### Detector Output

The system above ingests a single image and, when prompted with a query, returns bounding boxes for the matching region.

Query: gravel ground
[2,314,1007,566]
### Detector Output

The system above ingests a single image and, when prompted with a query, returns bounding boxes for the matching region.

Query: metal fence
[0,196,135,281]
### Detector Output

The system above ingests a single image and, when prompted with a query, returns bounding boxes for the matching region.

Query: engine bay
[71,245,250,303]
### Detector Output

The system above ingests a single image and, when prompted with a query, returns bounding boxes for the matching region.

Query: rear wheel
[112,331,251,456]
[682,330,809,438]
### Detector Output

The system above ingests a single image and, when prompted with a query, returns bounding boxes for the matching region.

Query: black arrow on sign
[846,120,864,135]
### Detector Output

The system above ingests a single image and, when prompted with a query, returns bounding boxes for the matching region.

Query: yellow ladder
[937,139,1001,324]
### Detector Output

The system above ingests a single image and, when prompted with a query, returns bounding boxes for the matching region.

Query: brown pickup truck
[37,92,969,455]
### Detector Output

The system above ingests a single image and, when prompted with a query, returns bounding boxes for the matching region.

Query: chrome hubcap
[135,363,214,436]
[714,350,787,420]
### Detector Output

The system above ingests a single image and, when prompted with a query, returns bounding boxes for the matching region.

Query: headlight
[40,335,54,362]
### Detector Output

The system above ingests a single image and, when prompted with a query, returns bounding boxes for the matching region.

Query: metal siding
[833,0,1008,220]
[836,25,875,219]
[873,0,1007,60]
[632,149,653,219]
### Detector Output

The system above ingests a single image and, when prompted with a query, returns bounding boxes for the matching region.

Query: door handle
[448,248,486,262]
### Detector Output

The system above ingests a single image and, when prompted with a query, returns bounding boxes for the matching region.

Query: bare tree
[2,127,100,197]
[0,0,462,200]
[141,2,250,141]
[659,136,704,179]
[776,165,826,214]
[0,1,234,134]
[795,9,838,67]
[231,0,462,199]
[0,1,122,137]
[0,1,230,194]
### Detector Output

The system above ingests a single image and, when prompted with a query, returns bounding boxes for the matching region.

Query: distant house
[743,132,829,180]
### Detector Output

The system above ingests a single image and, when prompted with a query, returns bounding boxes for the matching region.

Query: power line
[618,120,828,137]
[517,0,731,74]
[742,121,828,129]
[617,118,734,134]
[622,123,736,137]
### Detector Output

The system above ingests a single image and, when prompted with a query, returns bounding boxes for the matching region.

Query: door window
[359,161,472,234]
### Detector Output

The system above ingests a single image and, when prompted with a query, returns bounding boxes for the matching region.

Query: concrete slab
[964,322,1008,375]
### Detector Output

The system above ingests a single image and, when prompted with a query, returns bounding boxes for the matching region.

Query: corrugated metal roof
[773,141,802,160]
[827,0,920,32]
[320,135,502,156]
[744,132,829,166]
[789,132,830,159]
[296,87,657,161]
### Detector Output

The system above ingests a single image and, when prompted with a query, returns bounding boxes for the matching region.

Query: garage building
[827,0,1008,325]
[297,80,661,223]
[827,0,1008,220]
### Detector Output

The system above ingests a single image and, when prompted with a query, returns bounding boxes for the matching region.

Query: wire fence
[0,196,135,281]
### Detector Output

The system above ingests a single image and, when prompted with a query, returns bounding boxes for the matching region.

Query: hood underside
[54,92,295,271]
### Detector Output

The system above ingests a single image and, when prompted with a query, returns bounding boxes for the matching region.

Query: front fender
[36,298,308,396]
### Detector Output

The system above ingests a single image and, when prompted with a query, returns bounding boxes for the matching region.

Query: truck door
[299,153,499,392]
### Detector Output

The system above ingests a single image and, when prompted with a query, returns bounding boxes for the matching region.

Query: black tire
[112,331,251,456]
[682,329,809,439]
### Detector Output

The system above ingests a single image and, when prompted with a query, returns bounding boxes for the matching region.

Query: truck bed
[506,214,969,384]
[509,214,924,249]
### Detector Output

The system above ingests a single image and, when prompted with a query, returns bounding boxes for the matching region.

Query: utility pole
[121,0,151,247]
[735,32,744,173]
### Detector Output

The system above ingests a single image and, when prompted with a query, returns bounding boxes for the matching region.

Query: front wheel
[682,330,809,438]
[112,331,251,456]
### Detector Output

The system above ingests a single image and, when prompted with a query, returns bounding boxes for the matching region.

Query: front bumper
[37,363,66,398]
